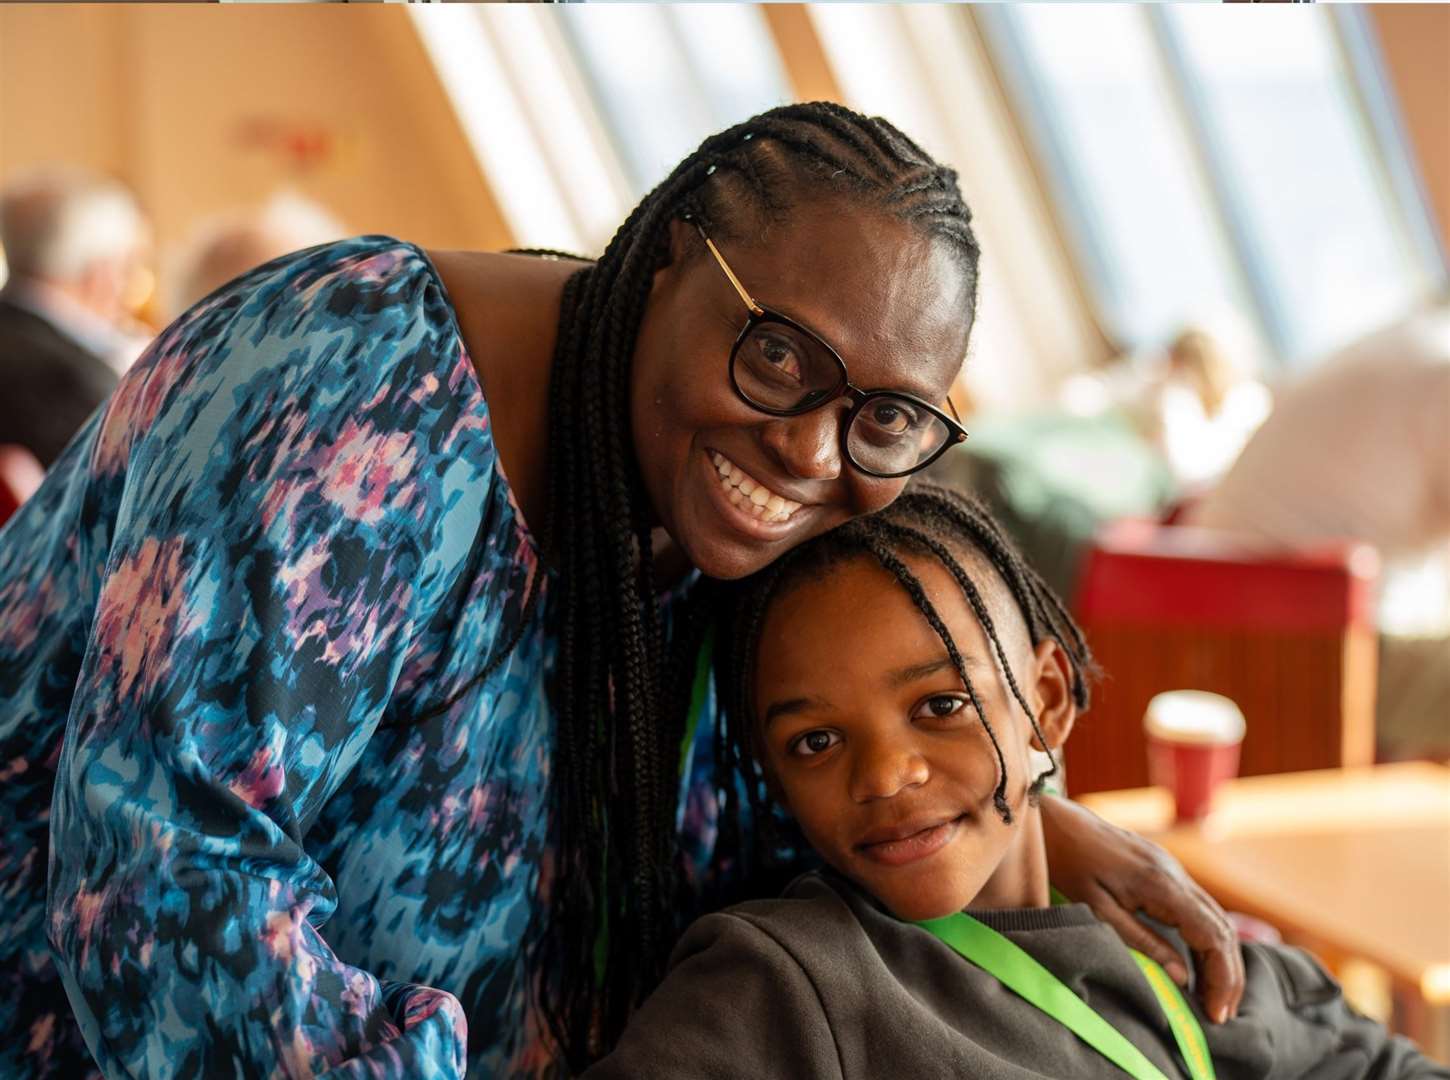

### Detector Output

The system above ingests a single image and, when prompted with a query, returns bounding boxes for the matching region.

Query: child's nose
[849,739,930,802]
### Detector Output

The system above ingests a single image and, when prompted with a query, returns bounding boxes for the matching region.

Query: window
[555,5,792,197]
[981,4,1445,368]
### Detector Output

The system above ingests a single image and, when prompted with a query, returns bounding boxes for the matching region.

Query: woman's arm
[1039,794,1245,1023]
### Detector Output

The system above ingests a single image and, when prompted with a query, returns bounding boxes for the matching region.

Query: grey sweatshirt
[587,871,1447,1079]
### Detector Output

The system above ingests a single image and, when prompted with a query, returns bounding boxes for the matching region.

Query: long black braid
[714,483,1099,882]
[464,103,985,1071]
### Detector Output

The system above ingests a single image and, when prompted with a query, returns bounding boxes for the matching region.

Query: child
[586,485,1448,1079]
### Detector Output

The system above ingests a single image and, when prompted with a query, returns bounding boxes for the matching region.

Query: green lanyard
[914,906,1215,1080]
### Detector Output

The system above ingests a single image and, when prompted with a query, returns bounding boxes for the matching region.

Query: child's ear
[1027,638,1076,754]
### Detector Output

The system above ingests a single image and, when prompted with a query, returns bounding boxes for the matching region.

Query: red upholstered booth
[1068,518,1380,795]
[0,444,44,529]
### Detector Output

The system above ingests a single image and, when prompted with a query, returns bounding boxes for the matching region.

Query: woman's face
[630,199,973,580]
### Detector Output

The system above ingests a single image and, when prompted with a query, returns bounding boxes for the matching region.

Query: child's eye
[789,730,840,757]
[914,694,968,721]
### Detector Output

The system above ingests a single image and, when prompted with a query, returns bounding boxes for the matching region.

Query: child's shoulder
[674,870,895,976]
[692,871,859,944]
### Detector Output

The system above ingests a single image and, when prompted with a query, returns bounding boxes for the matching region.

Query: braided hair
[511,103,982,1070]
[713,483,1099,882]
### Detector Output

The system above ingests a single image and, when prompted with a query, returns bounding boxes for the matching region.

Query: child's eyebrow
[762,697,821,729]
[885,655,984,688]
[762,655,985,729]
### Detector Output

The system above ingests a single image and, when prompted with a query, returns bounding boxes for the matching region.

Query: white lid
[1143,690,1246,746]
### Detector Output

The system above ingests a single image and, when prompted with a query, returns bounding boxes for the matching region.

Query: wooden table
[1080,762,1450,1062]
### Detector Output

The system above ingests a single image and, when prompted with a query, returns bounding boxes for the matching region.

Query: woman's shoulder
[200,234,457,333]
[104,234,497,521]
[140,235,466,395]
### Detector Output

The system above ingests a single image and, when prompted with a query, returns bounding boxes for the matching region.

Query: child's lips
[855,813,966,868]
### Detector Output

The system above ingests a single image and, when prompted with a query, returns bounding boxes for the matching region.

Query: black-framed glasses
[689,218,968,479]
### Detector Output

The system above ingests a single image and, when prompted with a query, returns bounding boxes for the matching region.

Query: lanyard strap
[915,911,1214,1080]
[1131,950,1215,1080]
[679,626,715,776]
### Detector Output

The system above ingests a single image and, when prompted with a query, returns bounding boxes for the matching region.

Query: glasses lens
[732,319,845,413]
[847,394,953,477]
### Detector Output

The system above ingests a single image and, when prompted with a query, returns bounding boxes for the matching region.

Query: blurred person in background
[0,167,152,468]
[164,190,347,320]
[1147,327,1272,495]
[1187,304,1450,759]
[1054,320,1270,499]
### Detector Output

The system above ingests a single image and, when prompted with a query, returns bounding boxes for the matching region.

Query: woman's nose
[761,406,845,481]
[849,737,930,802]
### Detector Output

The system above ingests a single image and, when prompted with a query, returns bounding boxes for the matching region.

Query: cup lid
[1143,690,1246,746]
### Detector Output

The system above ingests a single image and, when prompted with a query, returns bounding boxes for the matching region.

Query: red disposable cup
[1143,691,1246,823]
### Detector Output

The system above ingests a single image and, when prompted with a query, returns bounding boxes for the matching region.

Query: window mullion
[974,7,1128,345]
[1327,5,1448,288]
[1144,6,1294,367]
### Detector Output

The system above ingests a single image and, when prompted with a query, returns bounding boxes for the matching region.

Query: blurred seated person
[1056,322,1270,498]
[164,191,346,320]
[1187,304,1450,759]
[0,166,152,467]
[1147,327,1271,494]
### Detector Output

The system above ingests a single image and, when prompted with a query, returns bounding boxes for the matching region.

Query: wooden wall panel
[0,6,513,289]
[1065,622,1377,795]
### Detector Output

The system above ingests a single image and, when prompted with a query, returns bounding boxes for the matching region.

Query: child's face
[752,551,1073,921]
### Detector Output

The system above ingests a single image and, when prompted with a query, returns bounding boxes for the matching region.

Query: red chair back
[1068,519,1380,794]
[0,444,44,528]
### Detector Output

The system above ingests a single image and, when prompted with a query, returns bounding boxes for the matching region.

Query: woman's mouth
[855,813,966,868]
[708,450,802,525]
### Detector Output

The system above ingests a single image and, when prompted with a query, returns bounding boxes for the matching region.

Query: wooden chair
[1067,518,1380,795]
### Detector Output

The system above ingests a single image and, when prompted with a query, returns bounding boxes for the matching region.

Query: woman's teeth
[709,450,801,524]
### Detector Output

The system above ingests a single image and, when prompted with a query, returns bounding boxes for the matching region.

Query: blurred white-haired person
[165,191,347,320]
[0,166,152,467]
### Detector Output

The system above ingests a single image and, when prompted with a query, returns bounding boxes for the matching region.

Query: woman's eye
[915,695,967,721]
[790,730,840,757]
[864,401,921,435]
[870,403,902,429]
[754,334,803,382]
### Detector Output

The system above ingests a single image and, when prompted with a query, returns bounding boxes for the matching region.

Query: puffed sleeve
[46,239,493,1079]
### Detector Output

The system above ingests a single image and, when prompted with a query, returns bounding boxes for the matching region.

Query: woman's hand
[1040,795,1244,1023]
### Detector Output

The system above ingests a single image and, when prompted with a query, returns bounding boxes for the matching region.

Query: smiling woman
[1,102,1240,1080]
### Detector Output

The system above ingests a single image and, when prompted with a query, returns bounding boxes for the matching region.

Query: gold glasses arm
[946,393,969,441]
[690,221,765,318]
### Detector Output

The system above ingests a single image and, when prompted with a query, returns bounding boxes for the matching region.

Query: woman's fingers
[1078,879,1190,987]
[1112,865,1245,1023]
[1037,797,1246,1021]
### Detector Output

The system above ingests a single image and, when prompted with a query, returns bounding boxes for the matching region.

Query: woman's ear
[661,216,697,271]
[1027,638,1076,754]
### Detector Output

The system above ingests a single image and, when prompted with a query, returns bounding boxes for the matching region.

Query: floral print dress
[0,237,723,1079]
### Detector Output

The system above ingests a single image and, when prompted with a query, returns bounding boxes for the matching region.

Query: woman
[0,103,1240,1079]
